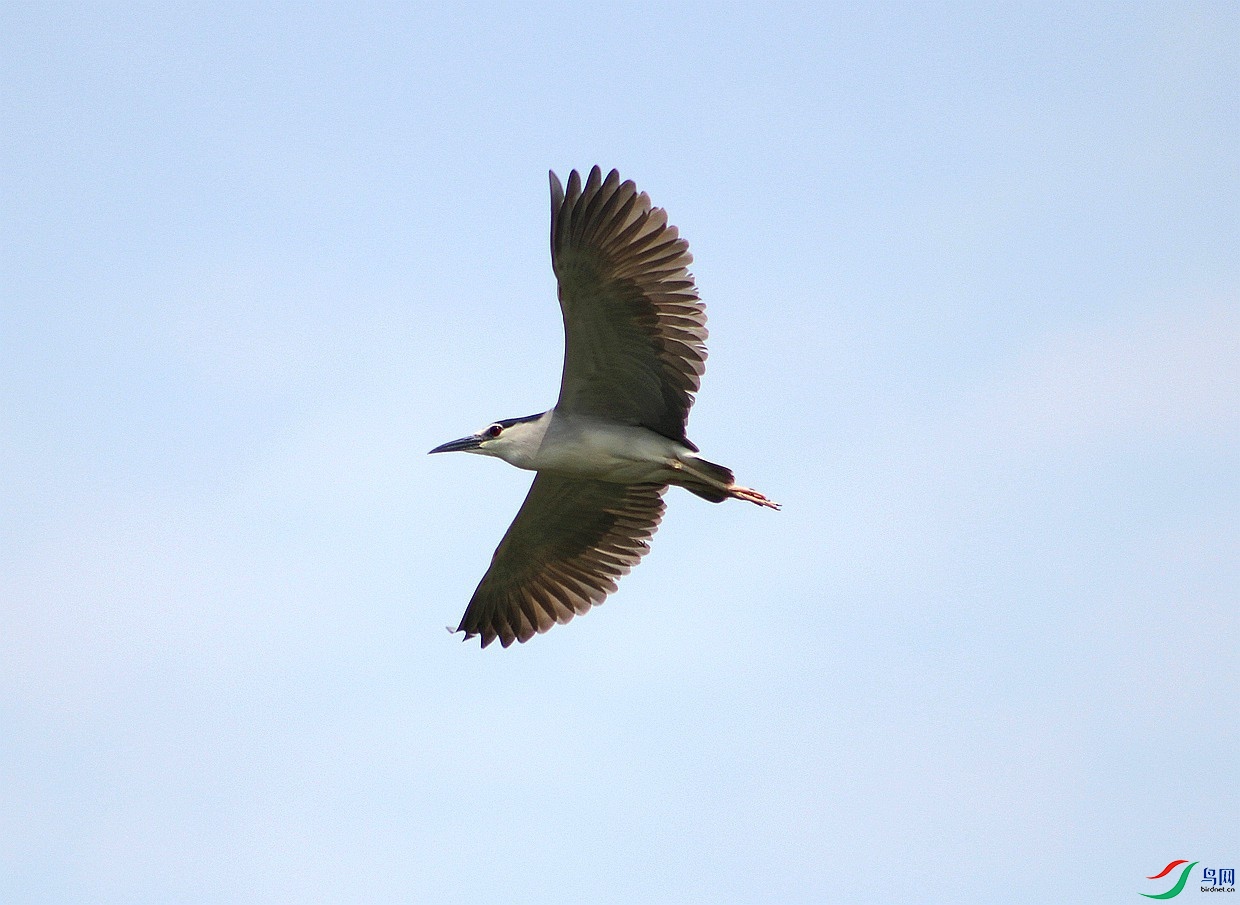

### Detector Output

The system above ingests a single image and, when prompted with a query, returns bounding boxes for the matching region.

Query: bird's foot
[729,485,781,510]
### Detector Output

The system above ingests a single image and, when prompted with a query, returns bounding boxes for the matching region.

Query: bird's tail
[676,457,734,503]
[675,455,782,510]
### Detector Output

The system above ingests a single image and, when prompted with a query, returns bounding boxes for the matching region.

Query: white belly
[532,416,687,483]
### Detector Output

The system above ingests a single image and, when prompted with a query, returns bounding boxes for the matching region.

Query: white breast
[530,413,688,483]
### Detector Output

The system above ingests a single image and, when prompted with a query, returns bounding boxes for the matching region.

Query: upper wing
[456,473,666,648]
[550,167,707,447]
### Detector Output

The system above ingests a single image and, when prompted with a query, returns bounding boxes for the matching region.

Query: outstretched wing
[550,166,707,447]
[457,474,667,648]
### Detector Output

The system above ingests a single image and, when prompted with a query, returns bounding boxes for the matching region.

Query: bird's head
[428,414,546,467]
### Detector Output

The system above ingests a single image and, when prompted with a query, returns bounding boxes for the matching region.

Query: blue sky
[2,3,1236,902]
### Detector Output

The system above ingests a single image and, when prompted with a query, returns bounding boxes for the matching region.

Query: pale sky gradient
[2,3,1237,903]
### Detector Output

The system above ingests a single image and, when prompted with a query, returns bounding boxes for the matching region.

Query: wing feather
[456,475,666,647]
[550,166,707,446]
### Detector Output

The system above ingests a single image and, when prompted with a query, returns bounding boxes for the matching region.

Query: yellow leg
[728,485,781,510]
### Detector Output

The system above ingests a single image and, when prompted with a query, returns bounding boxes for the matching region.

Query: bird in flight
[431,167,779,647]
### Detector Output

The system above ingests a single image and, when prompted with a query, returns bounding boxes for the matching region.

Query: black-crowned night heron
[431,167,779,647]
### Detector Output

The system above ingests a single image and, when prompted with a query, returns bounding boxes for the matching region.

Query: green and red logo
[1141,860,1198,899]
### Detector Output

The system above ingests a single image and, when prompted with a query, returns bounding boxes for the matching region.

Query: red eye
[486,424,503,438]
